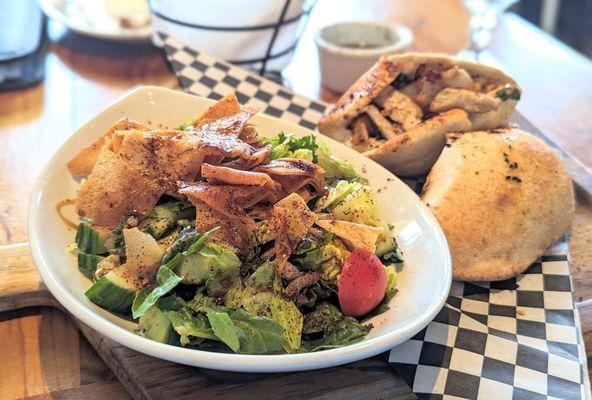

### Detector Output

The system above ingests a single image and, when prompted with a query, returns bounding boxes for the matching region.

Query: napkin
[159,31,590,400]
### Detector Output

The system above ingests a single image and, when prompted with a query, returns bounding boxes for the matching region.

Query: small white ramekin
[315,21,413,93]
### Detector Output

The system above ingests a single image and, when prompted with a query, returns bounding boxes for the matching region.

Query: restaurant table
[1,0,591,398]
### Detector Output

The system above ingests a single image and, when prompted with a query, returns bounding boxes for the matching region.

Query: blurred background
[518,0,592,56]
[1,0,591,93]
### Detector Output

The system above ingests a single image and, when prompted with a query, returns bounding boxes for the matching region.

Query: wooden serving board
[0,243,415,400]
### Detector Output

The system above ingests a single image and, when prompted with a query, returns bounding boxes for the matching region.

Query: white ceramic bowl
[29,86,451,372]
[316,21,413,93]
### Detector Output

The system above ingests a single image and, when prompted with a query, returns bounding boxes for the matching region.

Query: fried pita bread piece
[179,182,278,229]
[268,193,318,275]
[193,202,256,257]
[194,94,242,127]
[422,129,574,281]
[315,219,383,253]
[67,118,148,176]
[76,148,164,228]
[318,53,521,176]
[111,129,205,193]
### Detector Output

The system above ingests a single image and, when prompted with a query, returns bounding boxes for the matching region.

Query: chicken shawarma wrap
[318,53,521,176]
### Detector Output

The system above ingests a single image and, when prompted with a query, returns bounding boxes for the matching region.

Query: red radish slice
[338,248,387,317]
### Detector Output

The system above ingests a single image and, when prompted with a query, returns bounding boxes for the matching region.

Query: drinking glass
[463,0,519,60]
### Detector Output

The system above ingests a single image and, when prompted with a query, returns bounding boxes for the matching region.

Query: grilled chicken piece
[401,67,474,108]
[351,115,372,145]
[440,67,474,89]
[278,261,304,280]
[268,193,318,273]
[375,86,423,130]
[363,104,400,139]
[430,88,499,113]
[283,272,320,298]
[201,163,280,190]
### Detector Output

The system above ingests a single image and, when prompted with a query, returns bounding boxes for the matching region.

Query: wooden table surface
[1,0,591,398]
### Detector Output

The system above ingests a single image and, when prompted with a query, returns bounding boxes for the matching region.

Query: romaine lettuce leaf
[302,302,345,335]
[166,308,217,346]
[229,309,283,354]
[263,132,318,161]
[366,265,398,317]
[316,180,361,211]
[270,296,303,352]
[131,265,183,319]
[303,317,372,352]
[316,142,357,179]
[207,311,241,352]
[301,302,371,351]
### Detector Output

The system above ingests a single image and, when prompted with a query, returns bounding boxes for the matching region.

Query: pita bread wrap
[318,53,521,176]
[421,129,574,281]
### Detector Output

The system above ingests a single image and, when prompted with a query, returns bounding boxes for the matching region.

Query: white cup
[315,21,413,93]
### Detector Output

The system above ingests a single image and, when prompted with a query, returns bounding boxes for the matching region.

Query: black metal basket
[150,0,316,79]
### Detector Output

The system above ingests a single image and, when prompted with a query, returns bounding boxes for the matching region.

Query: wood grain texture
[21,382,131,400]
[0,244,56,312]
[0,307,79,399]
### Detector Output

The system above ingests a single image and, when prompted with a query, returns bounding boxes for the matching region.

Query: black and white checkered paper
[159,32,590,399]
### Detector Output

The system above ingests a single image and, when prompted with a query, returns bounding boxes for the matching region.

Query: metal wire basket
[150,0,316,79]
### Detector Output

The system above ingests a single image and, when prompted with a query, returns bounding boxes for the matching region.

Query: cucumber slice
[140,202,195,239]
[375,225,398,257]
[76,218,110,254]
[174,252,212,285]
[77,252,104,281]
[85,269,142,314]
[138,306,178,345]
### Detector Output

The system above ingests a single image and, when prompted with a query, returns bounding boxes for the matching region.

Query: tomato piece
[338,248,387,317]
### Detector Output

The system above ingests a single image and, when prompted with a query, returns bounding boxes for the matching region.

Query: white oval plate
[29,86,451,372]
[40,0,152,41]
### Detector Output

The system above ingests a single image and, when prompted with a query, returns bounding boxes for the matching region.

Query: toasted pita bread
[76,148,164,228]
[364,109,471,176]
[316,219,383,253]
[111,130,205,193]
[318,53,520,176]
[194,94,241,127]
[421,129,574,281]
[67,118,148,176]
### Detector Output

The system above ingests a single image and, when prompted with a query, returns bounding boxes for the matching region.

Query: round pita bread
[421,129,574,281]
[318,53,521,176]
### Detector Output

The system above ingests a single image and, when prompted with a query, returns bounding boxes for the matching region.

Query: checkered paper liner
[159,32,590,399]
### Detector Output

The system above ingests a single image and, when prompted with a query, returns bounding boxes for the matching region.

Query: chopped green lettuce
[316,142,357,179]
[166,308,217,346]
[301,302,371,351]
[270,296,303,352]
[229,309,284,354]
[131,266,183,319]
[293,243,346,283]
[263,132,318,161]
[332,184,381,226]
[207,311,241,352]
[316,180,362,211]
[366,265,398,317]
